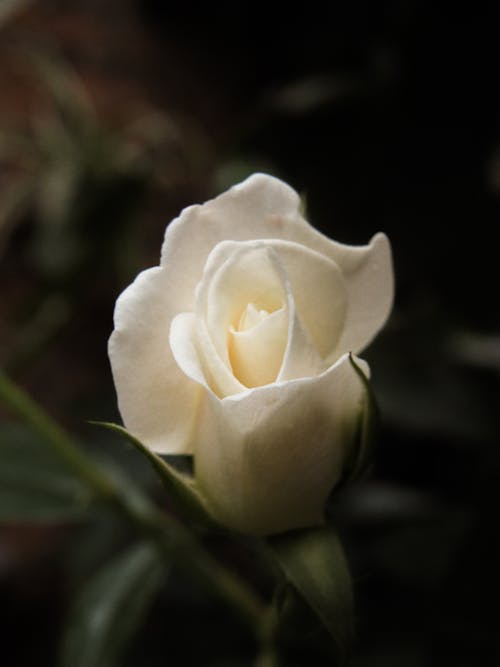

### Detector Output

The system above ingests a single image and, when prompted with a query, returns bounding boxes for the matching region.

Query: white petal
[330,232,394,360]
[159,173,393,353]
[277,302,327,382]
[239,303,267,330]
[266,240,347,360]
[195,242,289,395]
[169,312,208,387]
[195,317,247,397]
[193,353,369,535]
[108,267,199,454]
[159,174,303,313]
[196,239,341,392]
[229,306,288,387]
[201,242,286,368]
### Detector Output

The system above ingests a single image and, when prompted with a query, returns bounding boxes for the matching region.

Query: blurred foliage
[1,371,357,666]
[0,0,32,26]
[1,1,500,666]
[0,422,90,522]
[60,542,166,667]
[0,53,198,284]
[0,46,212,387]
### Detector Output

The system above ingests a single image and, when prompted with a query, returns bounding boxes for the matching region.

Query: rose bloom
[109,174,393,535]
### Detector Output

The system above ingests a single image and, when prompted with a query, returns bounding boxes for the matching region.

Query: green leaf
[0,423,91,522]
[91,421,215,527]
[60,542,165,667]
[268,525,354,665]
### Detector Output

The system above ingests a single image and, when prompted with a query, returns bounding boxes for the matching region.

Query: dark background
[1,1,499,665]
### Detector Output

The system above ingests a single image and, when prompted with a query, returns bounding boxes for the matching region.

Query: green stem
[124,502,264,634]
[0,370,115,498]
[0,369,264,635]
[254,604,281,667]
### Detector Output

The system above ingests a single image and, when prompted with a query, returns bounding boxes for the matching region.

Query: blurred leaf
[366,314,498,442]
[0,423,91,522]
[36,158,80,230]
[32,52,96,132]
[0,130,36,162]
[268,526,354,665]
[60,541,166,667]
[271,583,336,665]
[6,295,72,374]
[266,74,360,115]
[0,0,31,26]
[91,422,215,527]
[450,331,500,374]
[0,180,34,255]
[334,481,434,525]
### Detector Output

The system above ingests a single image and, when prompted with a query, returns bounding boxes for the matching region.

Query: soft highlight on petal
[194,238,347,393]
[329,232,394,360]
[108,267,199,454]
[159,174,392,355]
[193,354,370,536]
[229,306,288,387]
[265,240,347,360]
[200,242,287,369]
[193,243,291,396]
[159,174,302,314]
[169,312,208,388]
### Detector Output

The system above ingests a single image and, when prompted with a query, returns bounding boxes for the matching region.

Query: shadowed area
[1,1,499,665]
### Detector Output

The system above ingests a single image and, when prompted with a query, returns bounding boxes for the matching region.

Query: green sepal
[60,542,165,667]
[267,525,354,665]
[299,191,308,217]
[90,421,215,527]
[342,353,379,485]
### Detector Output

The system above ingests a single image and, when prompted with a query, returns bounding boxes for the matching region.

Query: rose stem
[0,369,265,637]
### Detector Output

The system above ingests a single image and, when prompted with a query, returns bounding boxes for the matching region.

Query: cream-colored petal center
[238,303,270,331]
[228,304,287,387]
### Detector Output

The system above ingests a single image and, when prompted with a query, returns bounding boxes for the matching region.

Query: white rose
[108,174,393,535]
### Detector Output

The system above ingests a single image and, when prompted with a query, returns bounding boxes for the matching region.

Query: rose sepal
[267,524,354,665]
[90,421,216,528]
[263,356,375,662]
[339,353,378,487]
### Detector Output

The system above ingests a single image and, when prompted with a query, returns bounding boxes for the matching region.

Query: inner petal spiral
[229,303,287,387]
[193,240,335,397]
[238,303,269,331]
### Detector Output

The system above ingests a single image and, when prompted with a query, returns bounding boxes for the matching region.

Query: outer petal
[193,354,369,536]
[329,232,394,361]
[159,173,393,352]
[159,174,302,313]
[267,240,347,361]
[108,267,200,454]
